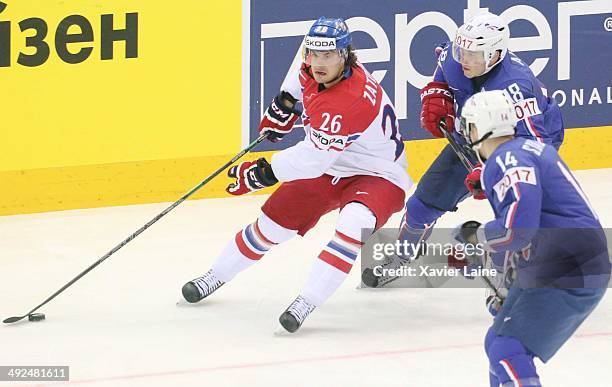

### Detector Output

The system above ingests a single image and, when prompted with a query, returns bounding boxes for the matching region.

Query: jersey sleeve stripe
[482,185,521,249]
[525,116,543,143]
[556,161,599,220]
[505,202,519,229]
[486,228,514,250]
[504,184,521,229]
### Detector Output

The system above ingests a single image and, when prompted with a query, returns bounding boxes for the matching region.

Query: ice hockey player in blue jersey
[362,11,566,287]
[456,90,610,387]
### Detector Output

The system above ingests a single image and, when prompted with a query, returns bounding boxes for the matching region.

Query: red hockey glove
[464,163,486,200]
[226,158,278,196]
[258,92,301,142]
[420,82,455,138]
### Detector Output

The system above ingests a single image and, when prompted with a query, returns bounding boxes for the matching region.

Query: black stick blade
[3,316,24,324]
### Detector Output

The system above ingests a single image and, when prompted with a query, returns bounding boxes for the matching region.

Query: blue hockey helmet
[305,17,352,51]
[303,17,352,68]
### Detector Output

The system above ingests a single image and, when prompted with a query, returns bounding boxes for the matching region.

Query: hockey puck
[28,313,46,322]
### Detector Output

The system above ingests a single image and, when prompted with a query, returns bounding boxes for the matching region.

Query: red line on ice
[25,331,612,386]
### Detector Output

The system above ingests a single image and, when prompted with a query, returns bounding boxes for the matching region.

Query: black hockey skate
[182,270,225,303]
[279,296,316,333]
[361,255,411,288]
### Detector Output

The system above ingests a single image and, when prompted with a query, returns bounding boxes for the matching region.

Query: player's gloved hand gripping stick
[3,132,270,324]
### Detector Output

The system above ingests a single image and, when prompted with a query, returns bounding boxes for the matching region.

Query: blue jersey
[435,42,564,148]
[478,138,610,288]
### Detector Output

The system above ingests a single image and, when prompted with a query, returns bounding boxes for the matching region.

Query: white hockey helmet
[461,90,517,150]
[452,12,510,75]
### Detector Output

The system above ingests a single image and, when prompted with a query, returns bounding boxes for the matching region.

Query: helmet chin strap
[481,50,503,75]
[475,150,487,163]
[469,131,493,163]
[470,130,493,149]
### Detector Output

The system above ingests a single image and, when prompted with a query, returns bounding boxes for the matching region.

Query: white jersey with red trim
[270,63,411,192]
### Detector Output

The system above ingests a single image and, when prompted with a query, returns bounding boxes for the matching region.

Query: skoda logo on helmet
[304,37,337,50]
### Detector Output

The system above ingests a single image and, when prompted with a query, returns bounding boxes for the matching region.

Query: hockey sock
[487,335,541,387]
[212,213,296,282]
[300,202,375,306]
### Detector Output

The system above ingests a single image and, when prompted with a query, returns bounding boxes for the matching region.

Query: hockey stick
[3,132,269,324]
[438,119,476,171]
[438,119,506,302]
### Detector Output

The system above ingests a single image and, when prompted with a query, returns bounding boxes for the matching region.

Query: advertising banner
[247,0,612,149]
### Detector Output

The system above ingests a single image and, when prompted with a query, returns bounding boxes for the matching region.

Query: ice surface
[1,169,611,387]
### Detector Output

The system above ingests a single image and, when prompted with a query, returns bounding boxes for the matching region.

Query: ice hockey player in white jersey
[181,17,411,332]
